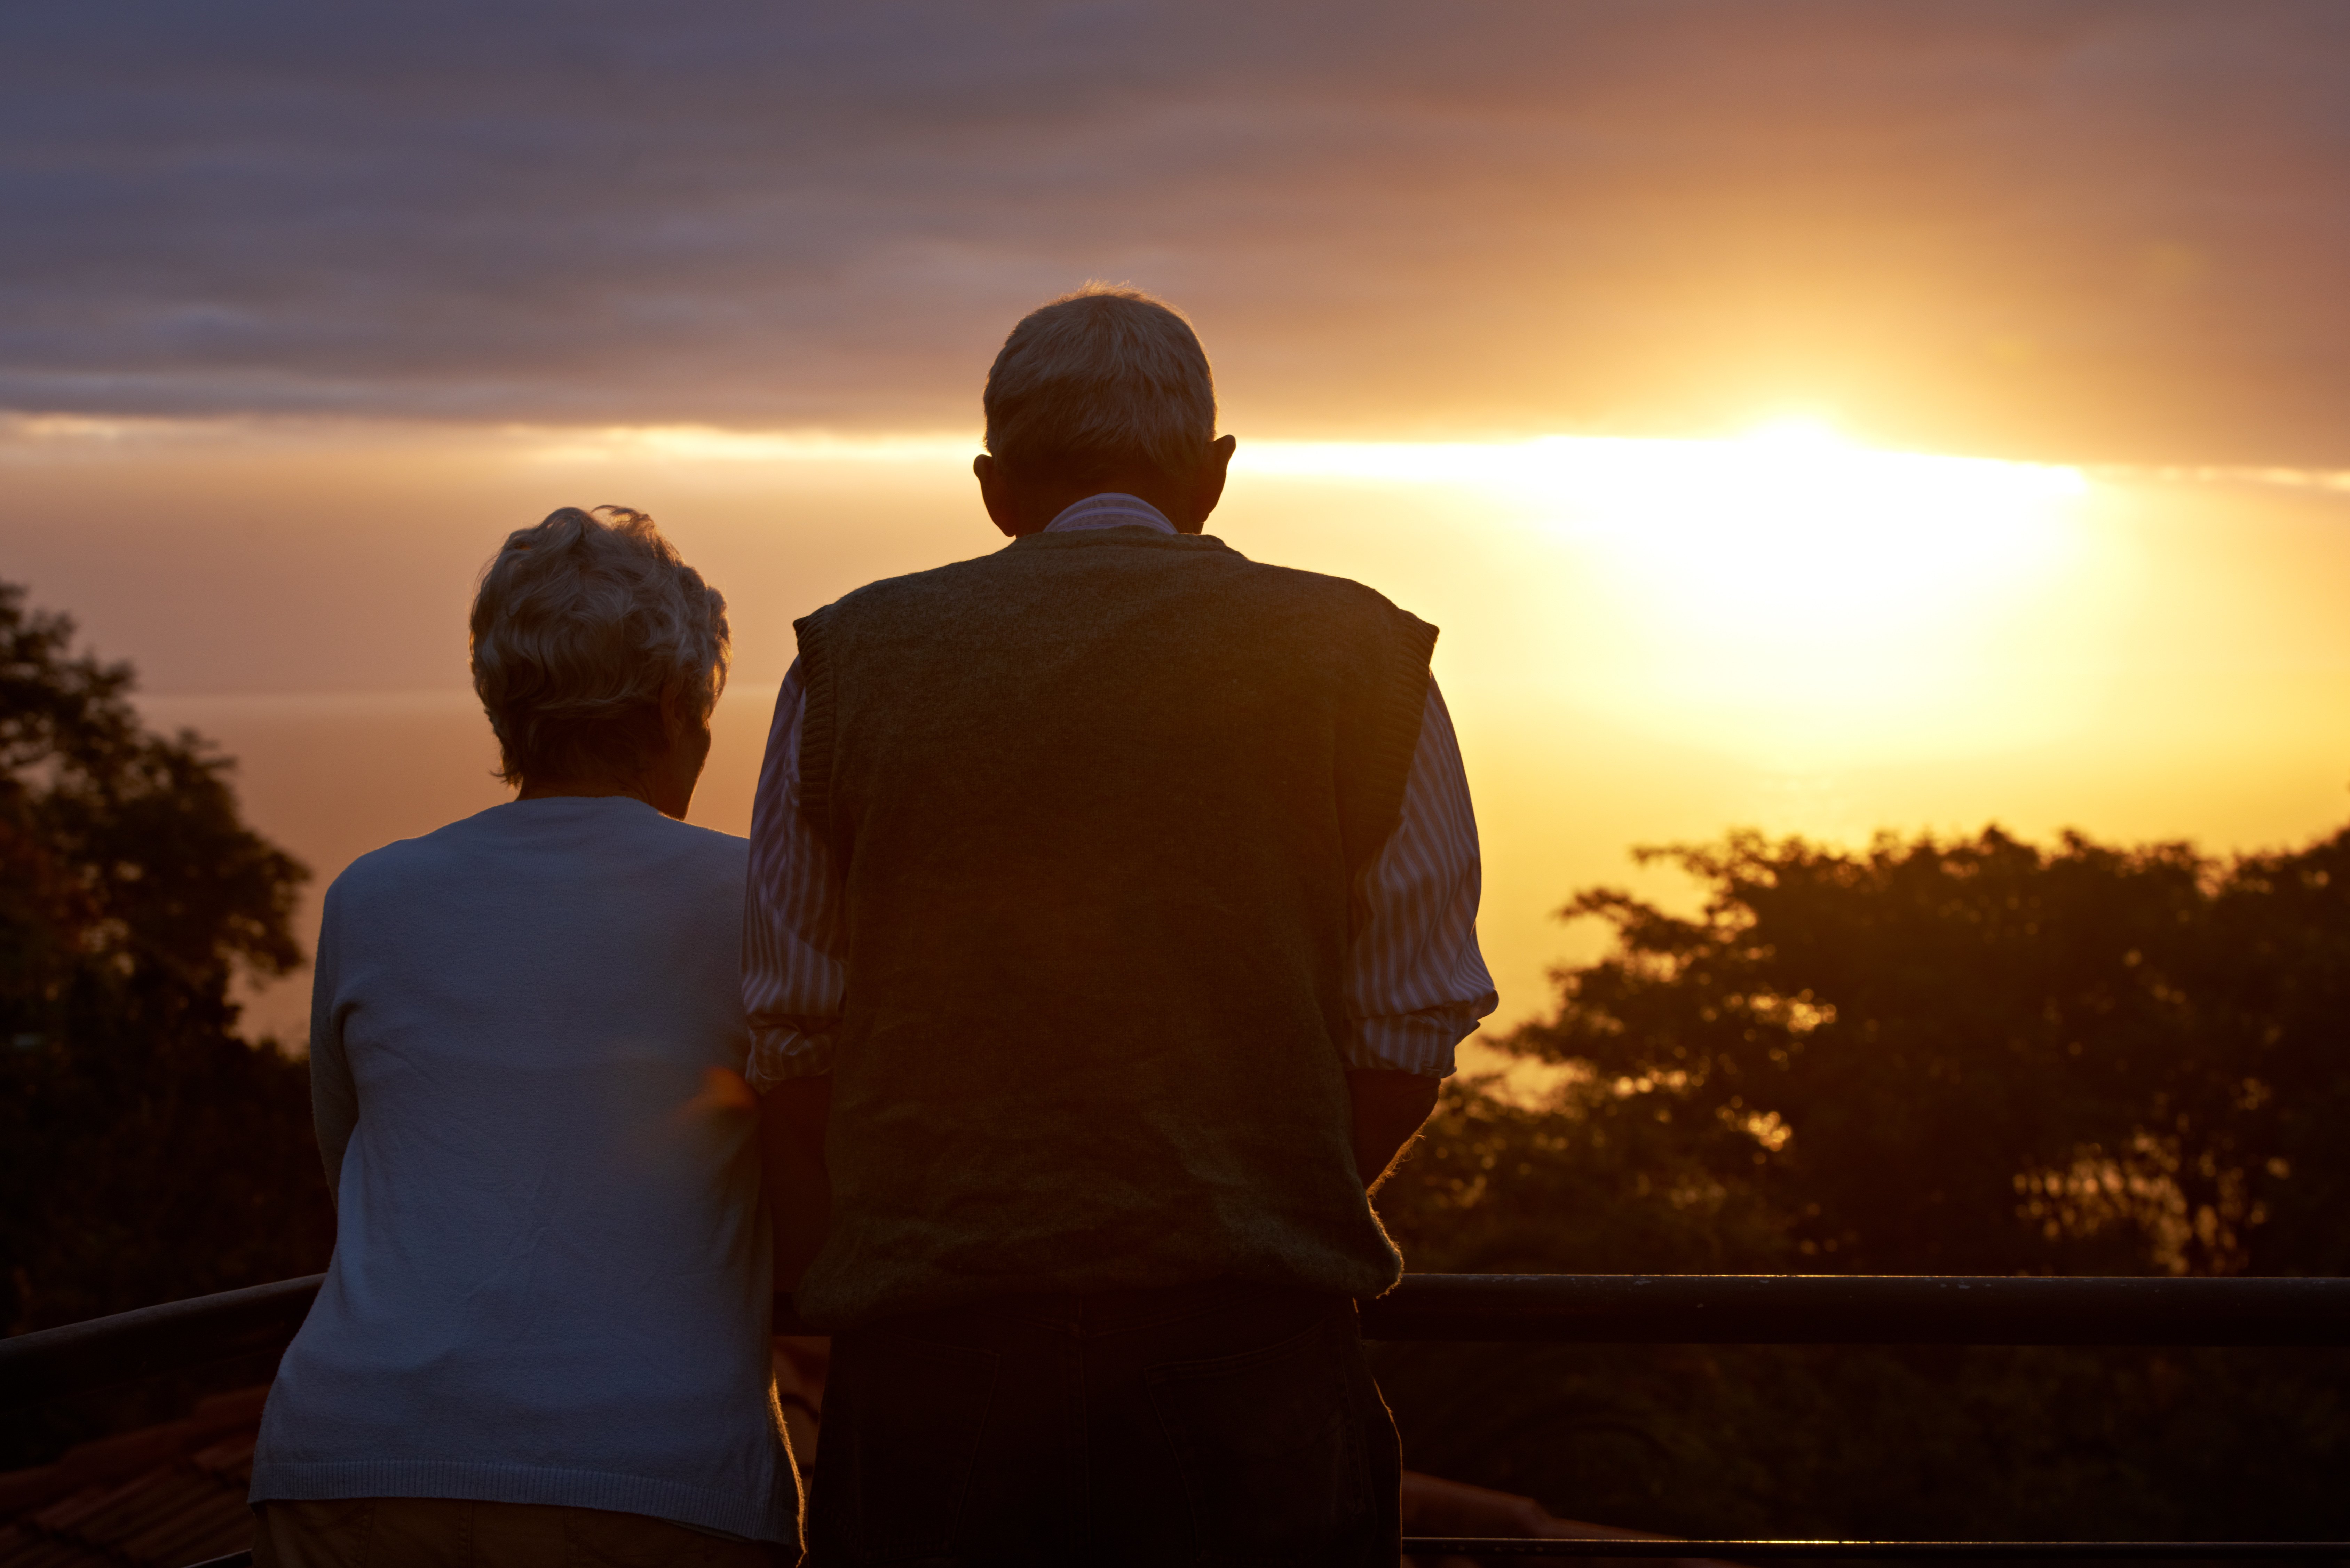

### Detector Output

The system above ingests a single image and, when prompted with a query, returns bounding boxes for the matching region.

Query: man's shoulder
[1188,547,1436,655]
[805,536,1421,630]
[1216,550,1413,616]
[800,548,1011,628]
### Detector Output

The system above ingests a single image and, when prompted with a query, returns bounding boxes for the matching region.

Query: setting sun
[1249,425,2097,767]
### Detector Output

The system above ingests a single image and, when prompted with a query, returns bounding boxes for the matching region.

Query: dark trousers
[807,1278,1401,1567]
[252,1498,795,1566]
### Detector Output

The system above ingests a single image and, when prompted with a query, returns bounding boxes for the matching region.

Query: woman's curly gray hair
[470,506,730,788]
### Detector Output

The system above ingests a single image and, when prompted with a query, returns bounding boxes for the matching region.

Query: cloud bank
[5,0,2347,462]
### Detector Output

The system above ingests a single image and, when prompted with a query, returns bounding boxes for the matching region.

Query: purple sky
[6,0,2349,463]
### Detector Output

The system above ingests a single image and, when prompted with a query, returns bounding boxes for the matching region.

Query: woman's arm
[309,887,357,1209]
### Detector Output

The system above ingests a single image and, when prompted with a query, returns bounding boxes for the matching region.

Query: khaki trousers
[252,1498,795,1568]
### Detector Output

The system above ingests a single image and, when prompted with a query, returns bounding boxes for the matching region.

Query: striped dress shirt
[743,493,1498,1087]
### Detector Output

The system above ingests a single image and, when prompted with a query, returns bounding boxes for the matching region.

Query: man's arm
[1341,675,1496,1187]
[743,659,849,1289]
[1347,1068,1441,1192]
[760,1076,832,1291]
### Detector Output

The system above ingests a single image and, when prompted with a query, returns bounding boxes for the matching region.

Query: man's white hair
[983,282,1216,482]
[469,506,729,787]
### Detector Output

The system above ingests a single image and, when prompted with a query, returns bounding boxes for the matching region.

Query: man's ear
[1187,435,1238,533]
[975,453,1022,538]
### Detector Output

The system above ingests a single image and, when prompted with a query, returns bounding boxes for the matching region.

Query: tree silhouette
[1,580,332,1350]
[1374,821,2350,1541]
[1489,825,2350,1277]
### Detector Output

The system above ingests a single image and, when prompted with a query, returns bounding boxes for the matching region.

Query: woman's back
[253,794,792,1544]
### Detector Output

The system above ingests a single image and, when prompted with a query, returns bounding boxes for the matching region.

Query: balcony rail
[9,1272,2349,1563]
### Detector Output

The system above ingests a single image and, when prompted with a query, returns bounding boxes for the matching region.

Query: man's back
[749,283,1492,1566]
[791,524,1437,1325]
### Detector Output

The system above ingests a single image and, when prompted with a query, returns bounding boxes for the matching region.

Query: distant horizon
[78,421,2345,1057]
[19,409,2350,489]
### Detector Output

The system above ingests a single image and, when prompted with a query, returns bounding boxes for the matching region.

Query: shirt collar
[1041,493,1178,535]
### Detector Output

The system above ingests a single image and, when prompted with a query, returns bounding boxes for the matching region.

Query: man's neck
[975,438,1233,539]
[1041,493,1177,535]
[1008,471,1200,536]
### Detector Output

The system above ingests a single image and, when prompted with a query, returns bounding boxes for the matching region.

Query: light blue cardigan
[251,796,795,1543]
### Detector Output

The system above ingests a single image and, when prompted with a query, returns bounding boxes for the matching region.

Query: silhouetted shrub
[1375,824,2350,1541]
[1,581,332,1464]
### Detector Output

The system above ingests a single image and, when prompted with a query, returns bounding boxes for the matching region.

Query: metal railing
[8,1273,2349,1562]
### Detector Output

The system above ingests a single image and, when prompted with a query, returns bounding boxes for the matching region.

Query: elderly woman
[249,507,797,1563]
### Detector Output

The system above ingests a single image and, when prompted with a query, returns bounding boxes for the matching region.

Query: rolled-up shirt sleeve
[1342,676,1498,1078]
[744,660,846,1089]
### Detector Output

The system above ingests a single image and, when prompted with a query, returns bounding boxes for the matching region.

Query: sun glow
[0,409,2108,774]
[516,416,2105,769]
[1534,418,2087,633]
[1245,423,2099,766]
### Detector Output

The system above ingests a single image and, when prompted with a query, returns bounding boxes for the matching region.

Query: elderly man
[747,284,1495,1565]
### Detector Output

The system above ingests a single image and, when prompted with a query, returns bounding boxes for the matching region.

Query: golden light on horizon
[1248,421,2101,769]
[8,410,2345,1043]
[3,409,2115,778]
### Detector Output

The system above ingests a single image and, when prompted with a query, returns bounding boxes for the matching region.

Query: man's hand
[759,1076,834,1293]
[1346,1068,1441,1194]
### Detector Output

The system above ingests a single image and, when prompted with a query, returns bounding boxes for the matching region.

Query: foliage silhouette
[1374,823,2350,1541]
[1,581,332,1463]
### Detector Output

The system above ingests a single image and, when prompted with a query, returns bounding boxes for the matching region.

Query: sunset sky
[6,2,2348,1047]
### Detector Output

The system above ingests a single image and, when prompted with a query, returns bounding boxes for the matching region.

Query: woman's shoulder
[327,815,478,892]
[313,815,485,930]
[579,803,750,909]
[323,802,747,922]
[643,813,751,883]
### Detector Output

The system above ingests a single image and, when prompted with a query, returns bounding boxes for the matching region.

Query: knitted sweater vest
[790,526,1436,1325]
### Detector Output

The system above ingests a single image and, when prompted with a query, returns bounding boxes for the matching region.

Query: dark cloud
[4,0,2348,462]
